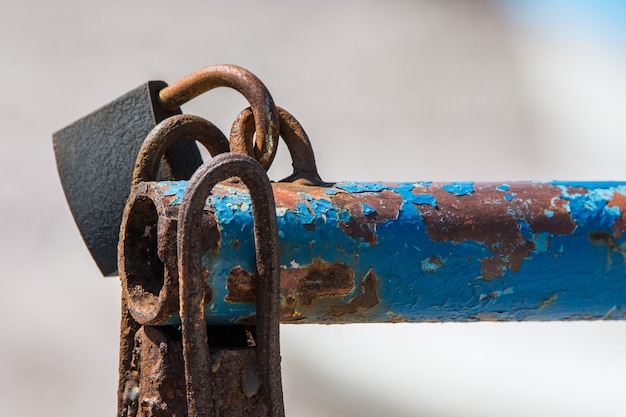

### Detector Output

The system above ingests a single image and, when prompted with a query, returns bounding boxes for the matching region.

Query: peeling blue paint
[411,194,437,207]
[442,181,474,196]
[361,202,376,216]
[149,180,626,324]
[335,182,389,193]
[159,181,188,205]
[421,257,446,273]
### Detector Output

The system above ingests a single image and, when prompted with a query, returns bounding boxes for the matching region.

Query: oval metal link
[120,114,229,326]
[230,106,325,184]
[159,64,280,170]
[177,153,284,417]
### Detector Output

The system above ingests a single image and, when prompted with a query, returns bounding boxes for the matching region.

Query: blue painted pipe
[120,180,626,324]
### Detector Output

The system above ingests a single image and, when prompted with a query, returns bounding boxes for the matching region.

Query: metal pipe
[119,180,626,324]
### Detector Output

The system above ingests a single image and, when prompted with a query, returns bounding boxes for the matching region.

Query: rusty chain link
[177,153,284,417]
[230,106,325,185]
[159,64,280,170]
[116,64,311,416]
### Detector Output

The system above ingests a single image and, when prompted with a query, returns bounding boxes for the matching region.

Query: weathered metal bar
[119,180,626,325]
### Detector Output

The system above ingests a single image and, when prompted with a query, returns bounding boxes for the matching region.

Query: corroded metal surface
[230,106,325,184]
[121,180,626,324]
[159,64,280,169]
[118,129,284,417]
[176,153,284,417]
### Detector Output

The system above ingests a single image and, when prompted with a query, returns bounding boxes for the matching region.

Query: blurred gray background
[2,0,626,416]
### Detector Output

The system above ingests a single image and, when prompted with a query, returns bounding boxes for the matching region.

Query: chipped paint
[421,257,446,273]
[442,181,474,196]
[134,180,626,324]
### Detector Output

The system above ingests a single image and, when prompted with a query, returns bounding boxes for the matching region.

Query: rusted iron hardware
[117,66,293,416]
[118,153,284,417]
[54,63,626,417]
[176,153,284,417]
[53,64,278,276]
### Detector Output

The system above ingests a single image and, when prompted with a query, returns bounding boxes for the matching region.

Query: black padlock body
[53,81,203,276]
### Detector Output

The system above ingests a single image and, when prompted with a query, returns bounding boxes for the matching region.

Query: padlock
[53,64,278,277]
[53,81,201,277]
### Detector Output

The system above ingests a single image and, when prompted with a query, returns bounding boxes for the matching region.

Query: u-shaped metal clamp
[177,153,284,417]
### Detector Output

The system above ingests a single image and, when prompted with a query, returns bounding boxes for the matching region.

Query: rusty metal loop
[177,153,284,417]
[231,106,326,185]
[158,64,280,170]
[132,114,230,186]
[120,114,229,326]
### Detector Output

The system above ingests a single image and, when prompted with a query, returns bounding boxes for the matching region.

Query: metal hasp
[120,179,626,324]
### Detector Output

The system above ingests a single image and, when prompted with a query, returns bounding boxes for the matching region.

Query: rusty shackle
[231,106,325,185]
[177,153,284,417]
[120,114,230,325]
[159,64,280,170]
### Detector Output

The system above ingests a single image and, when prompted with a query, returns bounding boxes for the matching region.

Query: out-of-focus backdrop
[2,1,626,416]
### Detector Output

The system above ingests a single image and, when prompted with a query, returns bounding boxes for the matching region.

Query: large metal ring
[158,64,280,170]
[119,114,229,325]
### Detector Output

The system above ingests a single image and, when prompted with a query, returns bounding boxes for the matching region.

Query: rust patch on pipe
[607,191,626,238]
[539,293,559,308]
[332,269,380,316]
[331,190,404,245]
[283,260,354,305]
[226,259,354,308]
[419,183,576,281]
[589,231,626,265]
[226,267,258,304]
[565,186,589,195]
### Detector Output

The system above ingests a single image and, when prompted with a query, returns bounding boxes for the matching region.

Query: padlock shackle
[159,64,280,170]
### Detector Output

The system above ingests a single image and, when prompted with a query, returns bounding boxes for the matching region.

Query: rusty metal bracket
[230,106,325,185]
[117,113,284,416]
[177,152,284,416]
[159,65,280,170]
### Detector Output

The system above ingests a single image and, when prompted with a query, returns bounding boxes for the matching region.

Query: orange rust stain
[281,259,354,306]
[566,186,589,195]
[199,212,220,253]
[272,182,334,203]
[210,185,233,198]
[470,313,499,321]
[417,182,576,281]
[588,231,625,265]
[226,260,355,319]
[330,190,404,245]
[271,186,300,211]
[225,267,257,303]
[388,313,408,323]
[539,294,559,308]
[331,269,379,316]
[607,191,626,239]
